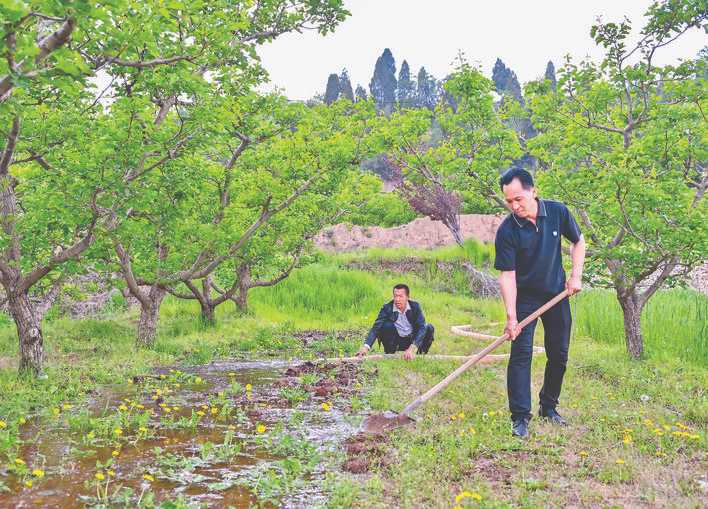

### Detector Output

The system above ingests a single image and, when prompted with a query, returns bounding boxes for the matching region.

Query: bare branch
[0,117,20,175]
[114,243,150,308]
[21,204,99,293]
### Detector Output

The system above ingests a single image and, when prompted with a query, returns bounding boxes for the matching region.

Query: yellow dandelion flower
[136,404,145,410]
[458,412,465,420]
[256,424,267,434]
[450,415,457,421]
[139,427,148,433]
[159,403,166,408]
[623,428,633,433]
[52,408,60,416]
[127,379,134,385]
[24,480,32,488]
[0,420,6,429]
[155,389,162,396]
[118,405,128,411]
[321,402,331,412]
[195,377,203,384]
[489,411,496,417]
[62,403,72,410]
[143,474,154,482]
[455,491,473,502]
[107,470,115,477]
[201,404,209,410]
[579,450,588,457]
[210,407,218,415]
[112,450,120,457]
[113,427,122,435]
[164,407,171,413]
[32,469,44,477]
[15,458,25,465]
[245,384,252,391]
[623,436,633,445]
[95,472,105,481]
[197,411,205,417]
[19,417,26,424]
[615,459,625,465]
[228,372,236,377]
[471,493,482,501]
[151,395,158,400]
[468,427,476,434]
[160,374,166,380]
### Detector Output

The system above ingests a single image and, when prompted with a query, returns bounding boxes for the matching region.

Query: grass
[0,244,705,507]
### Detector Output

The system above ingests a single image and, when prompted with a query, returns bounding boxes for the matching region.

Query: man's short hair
[393,284,410,296]
[499,167,534,191]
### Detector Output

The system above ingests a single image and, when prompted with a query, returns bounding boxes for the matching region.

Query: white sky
[257,0,707,100]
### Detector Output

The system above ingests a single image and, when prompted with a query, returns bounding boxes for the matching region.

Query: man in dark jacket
[356,284,435,361]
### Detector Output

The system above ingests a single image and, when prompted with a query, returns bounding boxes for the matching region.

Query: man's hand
[566,275,582,296]
[356,345,370,357]
[504,318,520,341]
[403,344,417,361]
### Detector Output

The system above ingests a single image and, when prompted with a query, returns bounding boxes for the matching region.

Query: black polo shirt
[494,199,582,295]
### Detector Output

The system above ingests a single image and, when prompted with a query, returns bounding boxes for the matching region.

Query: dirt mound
[315,214,503,252]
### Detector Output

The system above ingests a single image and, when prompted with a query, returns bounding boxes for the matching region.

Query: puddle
[0,359,367,508]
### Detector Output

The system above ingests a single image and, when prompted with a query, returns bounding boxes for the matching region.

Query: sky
[256,0,707,100]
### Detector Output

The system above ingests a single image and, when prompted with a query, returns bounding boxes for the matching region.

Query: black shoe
[539,407,567,426]
[511,417,530,438]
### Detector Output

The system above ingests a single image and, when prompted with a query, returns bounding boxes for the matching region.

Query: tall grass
[573,288,707,367]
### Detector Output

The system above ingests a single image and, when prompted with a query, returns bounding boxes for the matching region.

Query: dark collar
[512,198,546,227]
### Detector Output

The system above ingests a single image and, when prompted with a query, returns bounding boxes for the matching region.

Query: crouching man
[356,284,435,361]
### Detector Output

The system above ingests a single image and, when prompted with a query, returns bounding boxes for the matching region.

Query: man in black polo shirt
[494,168,586,438]
[356,284,435,360]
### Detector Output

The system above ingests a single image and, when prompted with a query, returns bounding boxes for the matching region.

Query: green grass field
[0,244,705,507]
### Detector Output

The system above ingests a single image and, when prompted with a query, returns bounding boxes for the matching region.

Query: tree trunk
[8,291,44,376]
[616,289,645,359]
[136,286,166,348]
[200,301,216,326]
[233,264,251,314]
[444,217,464,247]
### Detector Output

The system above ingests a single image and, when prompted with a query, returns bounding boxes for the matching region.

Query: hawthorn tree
[526,0,707,358]
[0,0,349,374]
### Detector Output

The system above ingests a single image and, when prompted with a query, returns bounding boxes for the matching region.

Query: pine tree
[544,60,557,89]
[355,84,368,102]
[416,66,437,110]
[339,69,354,101]
[492,58,523,103]
[397,60,416,109]
[369,48,397,113]
[324,73,340,104]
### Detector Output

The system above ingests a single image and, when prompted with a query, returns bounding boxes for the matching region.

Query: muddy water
[0,360,363,508]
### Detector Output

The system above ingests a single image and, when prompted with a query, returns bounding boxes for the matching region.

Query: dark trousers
[507,292,571,421]
[377,322,435,354]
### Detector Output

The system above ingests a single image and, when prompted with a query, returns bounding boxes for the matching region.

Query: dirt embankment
[316,214,708,295]
[314,214,503,252]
